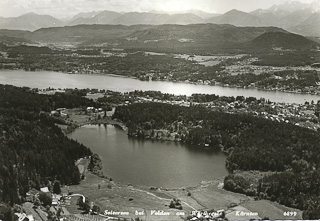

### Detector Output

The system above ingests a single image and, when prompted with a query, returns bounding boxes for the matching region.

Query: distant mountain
[150,9,219,19]
[289,12,320,37]
[203,2,320,37]
[276,8,315,29]
[310,0,320,12]
[206,9,262,27]
[72,11,103,20]
[249,9,291,26]
[110,12,204,25]
[0,17,12,25]
[68,11,204,26]
[1,24,290,52]
[206,1,319,31]
[267,1,310,13]
[250,31,319,50]
[0,1,318,37]
[68,10,122,26]
[160,13,203,24]
[2,22,316,52]
[0,13,63,31]
[184,9,220,19]
[250,8,289,19]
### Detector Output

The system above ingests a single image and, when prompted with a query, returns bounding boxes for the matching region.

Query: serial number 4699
[283,211,297,216]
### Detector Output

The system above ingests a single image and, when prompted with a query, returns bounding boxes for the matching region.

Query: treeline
[252,51,320,67]
[98,90,258,106]
[0,85,94,219]
[219,70,320,90]
[7,45,54,57]
[0,85,99,112]
[113,102,320,219]
[225,169,320,219]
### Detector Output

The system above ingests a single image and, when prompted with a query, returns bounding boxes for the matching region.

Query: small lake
[68,124,229,188]
[1,70,320,104]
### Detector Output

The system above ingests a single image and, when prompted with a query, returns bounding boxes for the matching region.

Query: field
[242,200,303,220]
[59,171,303,220]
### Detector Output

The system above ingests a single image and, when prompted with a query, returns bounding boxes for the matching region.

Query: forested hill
[0,85,93,219]
[250,31,319,50]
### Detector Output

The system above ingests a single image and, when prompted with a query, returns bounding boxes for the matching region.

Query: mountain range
[0,23,318,53]
[0,1,319,37]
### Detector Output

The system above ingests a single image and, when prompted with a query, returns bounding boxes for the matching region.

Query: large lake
[68,124,228,188]
[1,70,320,104]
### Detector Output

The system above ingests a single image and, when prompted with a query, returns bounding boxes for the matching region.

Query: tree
[77,197,90,213]
[47,210,58,221]
[0,203,14,221]
[91,205,100,214]
[56,208,62,218]
[33,197,41,208]
[77,196,84,208]
[39,192,52,207]
[82,201,91,214]
[53,181,61,194]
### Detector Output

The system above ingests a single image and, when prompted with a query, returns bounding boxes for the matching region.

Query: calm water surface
[68,124,228,188]
[1,70,320,104]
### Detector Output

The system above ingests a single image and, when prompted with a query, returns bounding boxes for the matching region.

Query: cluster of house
[14,213,34,221]
[51,108,68,118]
[131,94,320,132]
[39,187,64,207]
[15,186,76,221]
[86,107,103,113]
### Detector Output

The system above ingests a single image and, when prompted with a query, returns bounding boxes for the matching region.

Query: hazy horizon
[0,0,318,19]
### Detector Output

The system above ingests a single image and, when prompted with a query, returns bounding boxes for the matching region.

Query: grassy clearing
[60,163,305,221]
[242,200,303,220]
[61,173,187,220]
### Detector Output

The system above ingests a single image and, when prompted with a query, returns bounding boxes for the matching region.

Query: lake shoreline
[1,69,320,103]
[74,71,320,98]
[3,68,320,96]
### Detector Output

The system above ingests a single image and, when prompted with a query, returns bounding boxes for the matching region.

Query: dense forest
[0,85,94,220]
[219,70,320,90]
[252,51,320,67]
[113,102,320,219]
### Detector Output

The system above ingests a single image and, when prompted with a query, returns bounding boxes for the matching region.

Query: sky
[0,0,317,19]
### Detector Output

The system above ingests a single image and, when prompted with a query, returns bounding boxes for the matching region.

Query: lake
[68,124,229,188]
[1,70,320,104]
